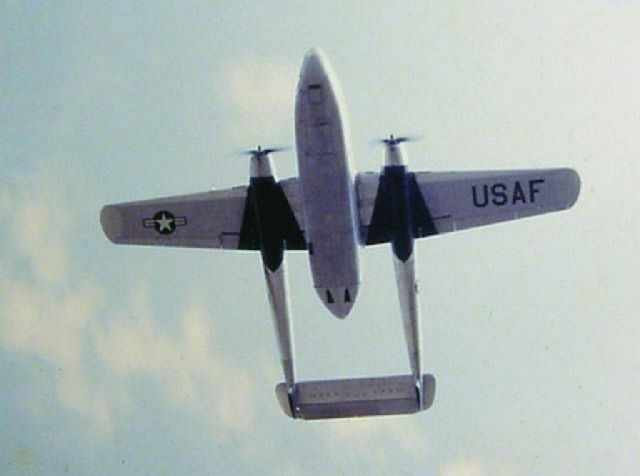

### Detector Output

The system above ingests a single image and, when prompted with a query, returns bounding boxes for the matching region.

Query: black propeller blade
[242,145,290,157]
[378,134,423,146]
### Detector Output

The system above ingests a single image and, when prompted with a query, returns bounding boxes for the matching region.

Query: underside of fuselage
[295,48,360,318]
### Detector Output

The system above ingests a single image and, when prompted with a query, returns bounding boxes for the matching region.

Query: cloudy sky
[2,1,639,475]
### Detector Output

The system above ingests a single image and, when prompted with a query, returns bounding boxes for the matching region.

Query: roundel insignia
[153,211,176,234]
[143,210,187,235]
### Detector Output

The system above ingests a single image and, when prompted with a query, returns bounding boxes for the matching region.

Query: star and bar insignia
[143,211,187,235]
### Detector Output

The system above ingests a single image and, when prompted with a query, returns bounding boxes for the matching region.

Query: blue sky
[2,2,639,475]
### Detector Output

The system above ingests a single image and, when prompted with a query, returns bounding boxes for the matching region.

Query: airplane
[100,48,581,420]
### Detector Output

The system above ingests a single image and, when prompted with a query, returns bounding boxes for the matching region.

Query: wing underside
[101,179,306,250]
[357,168,580,244]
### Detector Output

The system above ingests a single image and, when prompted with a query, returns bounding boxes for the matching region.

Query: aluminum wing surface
[100,180,306,250]
[357,168,580,244]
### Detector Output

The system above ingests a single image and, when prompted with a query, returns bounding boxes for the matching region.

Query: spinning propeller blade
[242,145,290,157]
[378,134,423,146]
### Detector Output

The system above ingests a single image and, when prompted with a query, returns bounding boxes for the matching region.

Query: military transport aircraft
[101,48,580,420]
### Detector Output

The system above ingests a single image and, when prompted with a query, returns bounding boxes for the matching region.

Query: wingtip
[275,383,295,418]
[564,168,581,209]
[100,205,122,243]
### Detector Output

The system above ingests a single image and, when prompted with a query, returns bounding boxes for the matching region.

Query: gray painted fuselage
[295,49,360,318]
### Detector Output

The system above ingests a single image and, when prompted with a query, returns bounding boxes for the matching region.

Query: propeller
[242,145,290,157]
[376,134,423,146]
[241,145,290,177]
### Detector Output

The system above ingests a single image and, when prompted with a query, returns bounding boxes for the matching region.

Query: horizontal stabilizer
[275,374,435,420]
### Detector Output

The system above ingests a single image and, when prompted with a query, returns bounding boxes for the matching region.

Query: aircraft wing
[357,168,580,244]
[100,181,306,250]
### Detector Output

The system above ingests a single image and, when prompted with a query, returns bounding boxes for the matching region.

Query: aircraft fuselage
[295,49,359,318]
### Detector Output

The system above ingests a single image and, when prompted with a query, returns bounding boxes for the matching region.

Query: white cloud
[439,459,485,476]
[214,55,297,144]
[93,283,257,434]
[1,278,100,372]
[0,173,258,437]
[6,174,70,284]
[0,177,115,432]
[313,415,435,474]
[276,462,306,476]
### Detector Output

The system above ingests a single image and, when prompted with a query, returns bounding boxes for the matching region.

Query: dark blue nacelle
[383,166,413,262]
[238,176,306,272]
[365,166,438,261]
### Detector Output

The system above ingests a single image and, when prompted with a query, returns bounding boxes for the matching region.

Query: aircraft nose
[301,47,329,81]
[316,286,358,319]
